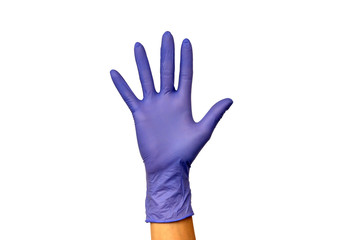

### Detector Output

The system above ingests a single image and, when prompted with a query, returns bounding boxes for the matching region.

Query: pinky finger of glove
[110,69,140,113]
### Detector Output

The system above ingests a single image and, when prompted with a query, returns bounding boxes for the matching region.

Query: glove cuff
[145,160,194,223]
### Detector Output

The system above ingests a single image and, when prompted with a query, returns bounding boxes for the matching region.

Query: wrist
[145,160,194,223]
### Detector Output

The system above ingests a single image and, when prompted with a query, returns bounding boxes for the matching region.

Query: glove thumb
[199,98,233,134]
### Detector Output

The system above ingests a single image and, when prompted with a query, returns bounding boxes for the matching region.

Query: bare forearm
[150,216,196,240]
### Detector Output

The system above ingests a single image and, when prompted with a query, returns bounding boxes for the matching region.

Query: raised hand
[110,31,233,222]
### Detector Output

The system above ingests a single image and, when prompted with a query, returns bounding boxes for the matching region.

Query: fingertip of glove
[163,31,172,38]
[225,98,233,110]
[182,39,192,49]
[135,42,142,48]
[110,69,118,77]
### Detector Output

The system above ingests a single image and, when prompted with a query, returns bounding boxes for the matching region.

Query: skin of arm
[151,216,196,240]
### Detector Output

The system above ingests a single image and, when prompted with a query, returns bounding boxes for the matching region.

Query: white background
[0,0,359,239]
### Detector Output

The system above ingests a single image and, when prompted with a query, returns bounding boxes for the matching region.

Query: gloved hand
[110,31,233,223]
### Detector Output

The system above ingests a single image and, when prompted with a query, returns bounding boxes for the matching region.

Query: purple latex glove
[110,31,233,223]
